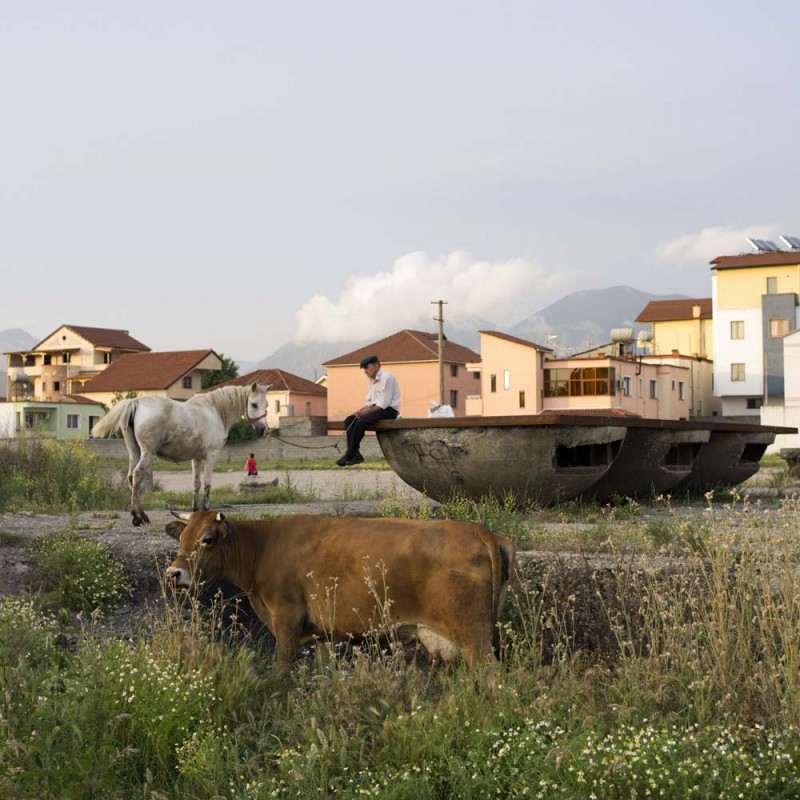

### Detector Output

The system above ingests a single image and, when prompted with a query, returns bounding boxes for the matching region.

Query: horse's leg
[130,449,154,526]
[191,459,202,511]
[202,452,218,510]
[121,426,140,490]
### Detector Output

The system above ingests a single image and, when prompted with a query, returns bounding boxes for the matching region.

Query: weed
[30,532,132,612]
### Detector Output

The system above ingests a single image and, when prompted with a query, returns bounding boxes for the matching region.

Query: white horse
[92,383,271,526]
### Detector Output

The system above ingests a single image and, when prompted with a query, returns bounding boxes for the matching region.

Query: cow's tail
[475,525,516,657]
[91,399,137,438]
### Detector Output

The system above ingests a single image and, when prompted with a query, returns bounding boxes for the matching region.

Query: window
[543,367,616,397]
[679,381,685,400]
[473,371,480,381]
[747,398,763,409]
[62,353,70,364]
[43,355,52,365]
[42,383,47,392]
[730,320,744,339]
[639,378,643,398]
[490,374,497,393]
[769,318,789,338]
[767,277,778,294]
[519,390,526,408]
[275,400,281,412]
[450,390,458,408]
[731,363,745,381]
[182,376,192,389]
[450,364,458,378]
[649,380,657,399]
[103,352,111,364]
[621,376,631,396]
[503,370,510,390]
[66,414,79,429]
[53,381,60,392]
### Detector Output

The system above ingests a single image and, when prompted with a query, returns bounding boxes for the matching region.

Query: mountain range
[0,286,688,387]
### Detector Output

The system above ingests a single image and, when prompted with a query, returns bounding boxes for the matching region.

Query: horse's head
[246,382,271,438]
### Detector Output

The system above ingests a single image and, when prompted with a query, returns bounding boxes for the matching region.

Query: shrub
[31,532,132,612]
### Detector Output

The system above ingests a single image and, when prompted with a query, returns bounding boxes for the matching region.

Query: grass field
[3,436,800,798]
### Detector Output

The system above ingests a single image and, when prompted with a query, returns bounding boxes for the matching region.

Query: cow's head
[246,383,271,438]
[165,510,232,589]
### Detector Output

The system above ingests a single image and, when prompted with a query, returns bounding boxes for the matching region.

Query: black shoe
[336,454,349,467]
[345,453,364,466]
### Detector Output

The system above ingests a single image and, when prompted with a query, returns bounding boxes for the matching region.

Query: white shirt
[366,368,401,412]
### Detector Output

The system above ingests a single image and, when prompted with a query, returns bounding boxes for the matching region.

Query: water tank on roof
[610,328,634,343]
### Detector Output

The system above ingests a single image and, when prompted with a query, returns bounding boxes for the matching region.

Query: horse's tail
[91,399,137,438]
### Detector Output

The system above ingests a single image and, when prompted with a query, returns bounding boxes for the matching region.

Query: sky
[3,1,799,363]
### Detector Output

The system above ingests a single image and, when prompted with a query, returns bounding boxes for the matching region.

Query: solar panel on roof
[747,237,782,253]
[780,235,800,250]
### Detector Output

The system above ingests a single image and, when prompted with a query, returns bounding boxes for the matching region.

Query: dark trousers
[344,406,399,457]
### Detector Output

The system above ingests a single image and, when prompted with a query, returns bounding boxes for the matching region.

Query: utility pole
[431,300,447,405]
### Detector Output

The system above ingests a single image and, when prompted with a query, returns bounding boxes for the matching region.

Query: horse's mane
[187,385,250,429]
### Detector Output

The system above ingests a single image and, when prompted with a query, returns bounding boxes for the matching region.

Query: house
[5,324,150,402]
[323,330,481,420]
[207,368,327,432]
[711,242,800,418]
[635,298,713,358]
[467,331,553,415]
[0,395,107,439]
[470,330,694,420]
[79,350,223,407]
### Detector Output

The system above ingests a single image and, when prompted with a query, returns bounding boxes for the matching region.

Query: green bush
[0,436,129,513]
[31,532,132,612]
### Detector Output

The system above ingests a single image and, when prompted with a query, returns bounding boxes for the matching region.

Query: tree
[202,354,239,389]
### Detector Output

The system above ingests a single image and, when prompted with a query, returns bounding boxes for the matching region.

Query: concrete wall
[84,432,383,463]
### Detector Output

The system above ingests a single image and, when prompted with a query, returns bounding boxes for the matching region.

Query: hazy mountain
[0,329,39,397]
[0,328,38,353]
[510,285,687,354]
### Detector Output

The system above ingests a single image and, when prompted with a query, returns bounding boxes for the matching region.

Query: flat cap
[359,354,379,369]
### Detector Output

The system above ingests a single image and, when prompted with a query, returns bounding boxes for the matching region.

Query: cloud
[294,250,570,343]
[655,223,781,264]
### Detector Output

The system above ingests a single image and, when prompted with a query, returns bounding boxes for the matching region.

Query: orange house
[323,329,481,420]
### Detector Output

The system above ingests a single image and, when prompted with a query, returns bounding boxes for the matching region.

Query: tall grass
[0,435,129,513]
[6,477,800,795]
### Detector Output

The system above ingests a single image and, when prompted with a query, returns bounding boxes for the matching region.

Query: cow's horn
[169,510,193,521]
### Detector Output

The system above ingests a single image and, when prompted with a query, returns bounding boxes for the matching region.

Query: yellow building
[711,248,800,417]
[635,298,713,358]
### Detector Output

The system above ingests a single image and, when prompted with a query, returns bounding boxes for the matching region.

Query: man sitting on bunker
[337,355,401,467]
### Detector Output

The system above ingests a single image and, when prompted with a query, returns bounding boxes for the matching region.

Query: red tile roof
[635,298,712,323]
[323,329,480,367]
[711,252,800,269]
[34,325,150,352]
[81,350,220,391]
[479,329,554,351]
[207,369,326,396]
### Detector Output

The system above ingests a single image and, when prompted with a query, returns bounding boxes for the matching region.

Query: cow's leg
[191,460,202,511]
[270,609,305,670]
[129,449,153,527]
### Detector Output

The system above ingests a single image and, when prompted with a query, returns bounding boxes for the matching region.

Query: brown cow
[165,511,516,683]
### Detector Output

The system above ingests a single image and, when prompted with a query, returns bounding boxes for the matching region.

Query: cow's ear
[165,520,186,541]
[201,515,230,547]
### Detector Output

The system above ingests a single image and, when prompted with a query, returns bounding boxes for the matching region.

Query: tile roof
[479,329,554,351]
[711,252,800,269]
[81,350,219,392]
[206,369,326,396]
[635,298,712,323]
[34,325,150,352]
[323,329,481,367]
